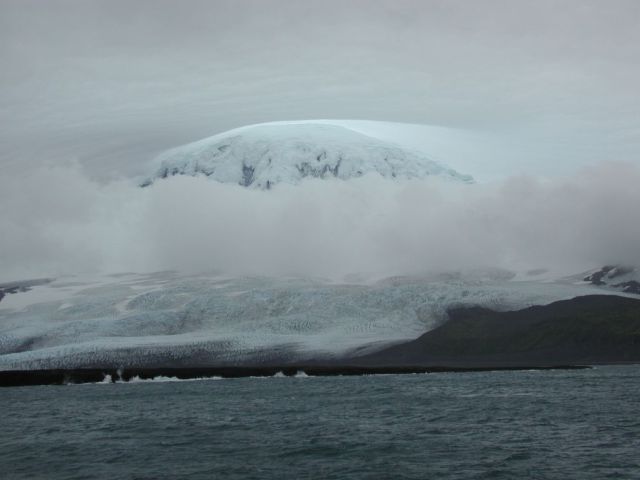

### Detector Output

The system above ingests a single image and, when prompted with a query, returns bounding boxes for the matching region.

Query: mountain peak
[141,123,473,189]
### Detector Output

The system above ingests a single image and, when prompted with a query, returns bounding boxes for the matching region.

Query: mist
[1,161,638,282]
[2,1,640,282]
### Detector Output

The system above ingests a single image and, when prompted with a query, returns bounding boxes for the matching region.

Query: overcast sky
[2,1,640,281]
[2,0,640,180]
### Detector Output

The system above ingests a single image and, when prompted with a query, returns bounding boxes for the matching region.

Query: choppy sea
[1,365,639,479]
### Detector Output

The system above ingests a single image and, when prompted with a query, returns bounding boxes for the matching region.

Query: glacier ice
[140,123,473,189]
[0,270,626,370]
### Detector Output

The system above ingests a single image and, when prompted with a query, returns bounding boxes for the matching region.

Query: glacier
[140,123,473,189]
[0,270,628,370]
[2,122,635,371]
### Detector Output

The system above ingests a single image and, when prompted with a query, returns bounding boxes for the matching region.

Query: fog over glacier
[1,158,639,282]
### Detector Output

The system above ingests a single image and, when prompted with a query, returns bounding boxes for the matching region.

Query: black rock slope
[350,295,640,367]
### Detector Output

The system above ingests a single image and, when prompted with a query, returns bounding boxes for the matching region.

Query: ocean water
[1,366,639,479]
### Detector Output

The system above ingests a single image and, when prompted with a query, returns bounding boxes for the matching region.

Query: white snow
[141,123,473,189]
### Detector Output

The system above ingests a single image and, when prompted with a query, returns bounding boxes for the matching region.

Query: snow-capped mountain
[141,123,473,189]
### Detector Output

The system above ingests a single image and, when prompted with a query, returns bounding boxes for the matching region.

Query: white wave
[69,373,223,385]
[124,375,223,383]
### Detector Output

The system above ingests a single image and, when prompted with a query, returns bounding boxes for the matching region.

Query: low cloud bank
[1,162,639,281]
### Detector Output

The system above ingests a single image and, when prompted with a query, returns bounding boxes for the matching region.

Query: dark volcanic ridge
[352,294,640,366]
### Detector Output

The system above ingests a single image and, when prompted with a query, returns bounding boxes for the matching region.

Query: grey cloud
[1,162,638,281]
[1,0,640,179]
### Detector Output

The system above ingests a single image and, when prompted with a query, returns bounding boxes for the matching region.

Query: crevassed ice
[141,123,473,189]
[0,270,619,370]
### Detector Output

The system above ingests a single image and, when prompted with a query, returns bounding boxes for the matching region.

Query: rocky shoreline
[0,364,591,388]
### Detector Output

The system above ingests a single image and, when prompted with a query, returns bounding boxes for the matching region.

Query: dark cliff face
[350,295,640,367]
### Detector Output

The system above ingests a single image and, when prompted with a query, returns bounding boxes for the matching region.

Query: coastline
[0,364,593,387]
